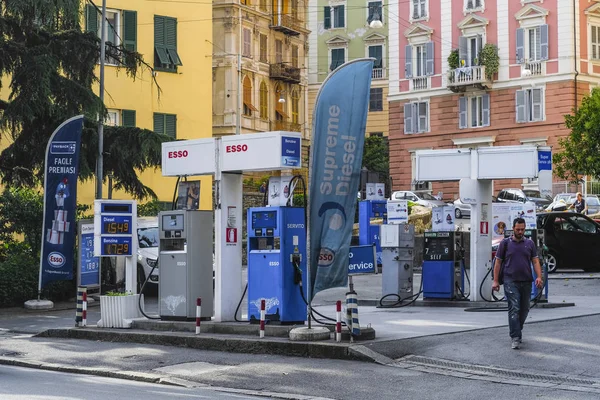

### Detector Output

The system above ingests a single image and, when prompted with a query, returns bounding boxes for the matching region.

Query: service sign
[348,245,377,275]
[281,136,301,167]
[162,138,216,177]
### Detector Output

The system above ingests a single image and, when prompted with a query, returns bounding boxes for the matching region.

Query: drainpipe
[574,0,579,112]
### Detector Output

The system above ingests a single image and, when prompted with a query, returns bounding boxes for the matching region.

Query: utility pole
[96,0,107,199]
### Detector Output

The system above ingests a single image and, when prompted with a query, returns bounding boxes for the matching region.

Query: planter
[97,294,144,328]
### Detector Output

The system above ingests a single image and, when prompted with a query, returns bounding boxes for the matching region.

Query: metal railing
[269,62,301,83]
[372,68,385,79]
[271,120,301,132]
[447,65,488,87]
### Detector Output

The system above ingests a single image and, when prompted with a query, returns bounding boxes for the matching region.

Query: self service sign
[94,200,137,257]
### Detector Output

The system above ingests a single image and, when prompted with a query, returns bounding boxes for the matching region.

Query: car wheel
[455,208,462,219]
[545,252,558,274]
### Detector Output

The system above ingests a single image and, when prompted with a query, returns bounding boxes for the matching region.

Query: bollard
[336,300,342,342]
[259,299,266,338]
[196,298,202,335]
[82,291,87,327]
[75,286,87,327]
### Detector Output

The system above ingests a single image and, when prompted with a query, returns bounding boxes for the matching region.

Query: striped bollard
[259,299,266,338]
[82,290,87,327]
[336,300,342,342]
[75,286,86,327]
[196,298,202,335]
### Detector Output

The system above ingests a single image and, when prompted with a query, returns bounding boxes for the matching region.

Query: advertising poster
[433,206,455,231]
[443,205,455,231]
[375,183,385,200]
[386,200,408,224]
[268,176,293,206]
[510,203,536,229]
[492,203,511,239]
[176,180,200,210]
[365,183,376,200]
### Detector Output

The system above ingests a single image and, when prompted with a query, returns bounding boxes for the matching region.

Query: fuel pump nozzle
[292,254,302,285]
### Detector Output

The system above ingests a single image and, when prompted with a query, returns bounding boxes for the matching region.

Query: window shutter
[405,45,412,79]
[404,103,413,134]
[476,35,483,60]
[86,4,99,34]
[459,36,468,66]
[337,6,345,28]
[540,24,549,61]
[324,7,331,29]
[123,11,137,52]
[418,102,427,132]
[532,89,543,121]
[153,113,165,134]
[482,94,490,127]
[516,28,524,64]
[121,110,136,127]
[155,16,165,47]
[369,46,382,68]
[165,114,177,138]
[515,90,526,123]
[459,97,467,129]
[426,41,434,76]
[165,18,182,66]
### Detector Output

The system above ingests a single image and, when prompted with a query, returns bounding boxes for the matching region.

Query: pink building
[387,0,595,199]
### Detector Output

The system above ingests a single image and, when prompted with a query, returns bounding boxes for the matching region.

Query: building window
[324,5,345,29]
[153,113,177,138]
[370,132,383,137]
[369,45,383,71]
[291,45,299,68]
[243,28,252,58]
[367,1,382,24]
[243,76,257,116]
[154,15,183,71]
[405,42,434,79]
[259,0,267,11]
[411,0,427,20]
[330,48,345,70]
[459,94,490,129]
[458,35,482,67]
[516,25,548,63]
[369,88,383,111]
[465,0,483,11]
[275,84,288,121]
[260,81,268,119]
[404,101,429,134]
[592,25,600,60]
[414,45,426,76]
[516,88,544,123]
[275,39,283,63]
[259,34,268,62]
[291,90,299,124]
[105,109,119,126]
[121,110,136,127]
[86,6,137,63]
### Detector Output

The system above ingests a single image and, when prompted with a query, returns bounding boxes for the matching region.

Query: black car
[497,188,552,212]
[537,212,600,273]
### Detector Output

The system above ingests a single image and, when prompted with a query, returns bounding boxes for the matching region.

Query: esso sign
[168,150,189,158]
[226,144,248,153]
[48,252,66,268]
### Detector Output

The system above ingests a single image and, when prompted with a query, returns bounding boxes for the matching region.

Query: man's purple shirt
[497,236,538,282]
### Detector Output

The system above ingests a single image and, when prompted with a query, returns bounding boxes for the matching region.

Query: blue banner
[40,116,84,289]
[308,59,373,299]
[538,150,552,171]
[348,245,376,275]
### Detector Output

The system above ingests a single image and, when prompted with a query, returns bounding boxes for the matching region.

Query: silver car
[390,190,447,208]
[586,195,600,215]
[453,198,471,219]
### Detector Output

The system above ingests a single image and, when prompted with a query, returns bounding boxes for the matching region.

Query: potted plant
[447,49,459,83]
[97,291,144,329]
[478,44,499,80]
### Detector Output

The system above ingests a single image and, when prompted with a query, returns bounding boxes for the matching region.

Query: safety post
[259,299,266,338]
[82,290,87,327]
[336,301,342,342]
[196,298,202,335]
[75,286,86,327]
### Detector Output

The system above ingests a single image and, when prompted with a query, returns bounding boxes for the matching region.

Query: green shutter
[323,7,331,29]
[123,11,137,52]
[122,110,136,127]
[165,114,177,138]
[153,113,165,134]
[154,16,164,46]
[165,18,182,66]
[86,4,98,34]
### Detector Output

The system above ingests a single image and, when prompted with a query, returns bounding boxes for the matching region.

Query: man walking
[492,218,543,349]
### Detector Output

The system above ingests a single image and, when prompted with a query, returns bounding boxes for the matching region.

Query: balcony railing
[446,65,490,91]
[270,62,301,83]
[410,76,429,91]
[271,120,302,132]
[372,68,385,80]
[270,13,303,36]
[523,61,543,76]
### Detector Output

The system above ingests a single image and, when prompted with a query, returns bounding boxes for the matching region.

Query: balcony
[446,65,491,92]
[410,76,429,91]
[271,120,302,132]
[372,68,386,80]
[522,61,544,77]
[270,14,302,36]
[270,62,301,84]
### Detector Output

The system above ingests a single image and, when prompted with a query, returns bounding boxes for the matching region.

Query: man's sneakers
[511,338,521,349]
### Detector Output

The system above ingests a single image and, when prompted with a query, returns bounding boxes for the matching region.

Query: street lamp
[369,11,383,29]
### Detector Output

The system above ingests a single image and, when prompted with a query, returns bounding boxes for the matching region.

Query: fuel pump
[422,231,465,300]
[247,206,307,324]
[358,200,387,268]
[380,224,415,301]
[158,210,213,320]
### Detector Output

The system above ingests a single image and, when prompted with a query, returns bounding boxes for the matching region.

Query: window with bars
[259,34,268,62]
[291,45,299,68]
[154,15,182,71]
[153,113,177,138]
[369,88,383,111]
[260,81,268,120]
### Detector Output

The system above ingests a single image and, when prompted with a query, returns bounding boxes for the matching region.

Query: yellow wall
[77,0,214,209]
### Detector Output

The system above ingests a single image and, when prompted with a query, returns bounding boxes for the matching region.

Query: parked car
[453,198,471,219]
[586,195,600,215]
[390,190,447,208]
[496,188,552,212]
[545,192,576,211]
[116,217,159,293]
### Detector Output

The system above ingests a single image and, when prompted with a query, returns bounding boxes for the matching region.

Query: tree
[0,0,171,199]
[554,88,600,184]
[362,135,389,180]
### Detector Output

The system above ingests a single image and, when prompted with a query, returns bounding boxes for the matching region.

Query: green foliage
[292,193,306,207]
[554,88,600,182]
[448,49,460,70]
[362,135,389,180]
[138,198,166,216]
[0,187,43,253]
[104,290,133,296]
[0,242,38,306]
[479,44,499,80]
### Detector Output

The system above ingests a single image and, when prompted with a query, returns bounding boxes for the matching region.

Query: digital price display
[101,215,132,235]
[100,236,133,256]
[252,211,277,230]
[423,231,454,261]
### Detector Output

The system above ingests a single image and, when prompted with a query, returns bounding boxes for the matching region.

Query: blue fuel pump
[247,206,307,324]
[358,200,387,267]
[422,231,465,299]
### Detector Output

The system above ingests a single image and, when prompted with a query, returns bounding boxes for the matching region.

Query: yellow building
[81,0,213,209]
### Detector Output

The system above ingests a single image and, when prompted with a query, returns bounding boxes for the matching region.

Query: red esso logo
[317,248,335,267]
[168,150,188,159]
[48,252,66,268]
[226,144,248,153]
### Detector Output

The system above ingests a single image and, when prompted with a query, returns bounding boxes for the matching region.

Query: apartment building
[81,0,213,208]
[308,0,389,139]
[388,0,597,198]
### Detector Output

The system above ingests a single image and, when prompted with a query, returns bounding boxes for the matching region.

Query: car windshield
[556,194,573,202]
[418,192,438,200]
[138,227,159,248]
[587,197,600,206]
[523,190,550,200]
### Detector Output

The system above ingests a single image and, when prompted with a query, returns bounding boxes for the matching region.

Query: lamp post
[96,0,107,200]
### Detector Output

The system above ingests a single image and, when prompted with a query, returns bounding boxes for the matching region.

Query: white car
[116,217,159,293]
[390,190,447,208]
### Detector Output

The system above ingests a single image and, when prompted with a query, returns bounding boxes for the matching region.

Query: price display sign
[101,215,132,235]
[100,237,133,256]
[423,231,455,261]
[94,200,136,257]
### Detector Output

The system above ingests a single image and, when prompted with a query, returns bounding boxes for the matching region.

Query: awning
[276,109,289,118]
